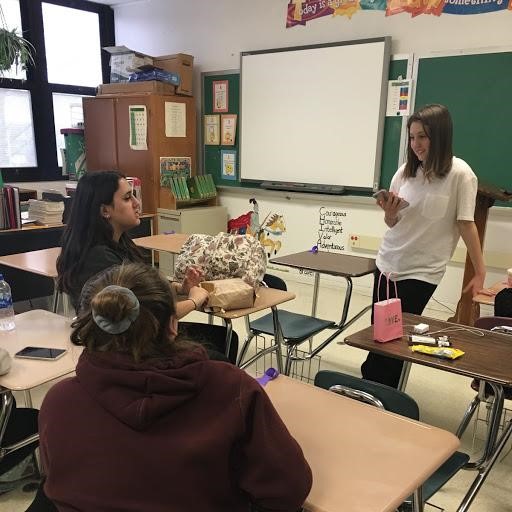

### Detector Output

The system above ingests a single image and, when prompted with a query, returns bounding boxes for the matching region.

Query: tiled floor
[2,279,511,511]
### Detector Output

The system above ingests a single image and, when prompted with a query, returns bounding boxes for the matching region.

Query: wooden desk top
[0,247,60,278]
[211,287,295,320]
[0,310,80,391]
[473,280,508,306]
[345,313,512,386]
[133,233,189,253]
[270,250,376,278]
[266,375,459,512]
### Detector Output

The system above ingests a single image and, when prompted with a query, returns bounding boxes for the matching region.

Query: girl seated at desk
[56,170,238,362]
[38,263,312,511]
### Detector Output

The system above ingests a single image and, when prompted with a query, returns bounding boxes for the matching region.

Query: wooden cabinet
[83,93,196,214]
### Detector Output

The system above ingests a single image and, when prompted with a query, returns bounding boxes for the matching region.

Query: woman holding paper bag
[361,104,485,388]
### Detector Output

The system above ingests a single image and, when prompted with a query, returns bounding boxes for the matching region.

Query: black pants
[0,397,39,476]
[360,269,436,388]
[178,322,239,364]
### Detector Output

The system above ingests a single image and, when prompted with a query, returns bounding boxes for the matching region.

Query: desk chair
[470,316,512,454]
[0,390,40,493]
[314,370,469,512]
[237,274,335,375]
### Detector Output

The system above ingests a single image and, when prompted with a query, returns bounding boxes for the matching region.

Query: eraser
[413,323,429,334]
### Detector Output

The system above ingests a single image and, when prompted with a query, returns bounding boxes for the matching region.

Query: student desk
[211,287,295,366]
[345,313,512,512]
[269,250,376,358]
[0,310,77,410]
[473,280,508,307]
[133,233,190,254]
[265,375,460,512]
[0,247,60,312]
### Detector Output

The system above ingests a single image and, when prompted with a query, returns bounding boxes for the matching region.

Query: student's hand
[182,265,204,294]
[188,286,209,309]
[378,191,404,227]
[463,272,486,297]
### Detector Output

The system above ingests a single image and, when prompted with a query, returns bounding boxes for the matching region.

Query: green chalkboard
[414,51,512,206]
[202,59,408,191]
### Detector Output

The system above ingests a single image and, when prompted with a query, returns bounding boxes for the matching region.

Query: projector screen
[240,38,390,192]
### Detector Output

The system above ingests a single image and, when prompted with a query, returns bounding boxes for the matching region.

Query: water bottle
[0,274,15,331]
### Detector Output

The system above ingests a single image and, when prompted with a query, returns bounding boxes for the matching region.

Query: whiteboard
[240,38,390,191]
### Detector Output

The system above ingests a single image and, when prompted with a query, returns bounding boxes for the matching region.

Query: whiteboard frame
[239,37,391,194]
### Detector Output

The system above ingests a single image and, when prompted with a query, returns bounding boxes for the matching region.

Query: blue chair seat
[249,310,335,345]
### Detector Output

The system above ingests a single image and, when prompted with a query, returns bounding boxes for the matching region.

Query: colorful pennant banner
[286,0,512,27]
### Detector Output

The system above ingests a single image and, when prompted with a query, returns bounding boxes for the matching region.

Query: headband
[92,285,140,335]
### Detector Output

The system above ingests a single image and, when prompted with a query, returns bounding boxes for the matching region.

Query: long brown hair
[404,104,453,181]
[71,263,184,362]
[57,171,143,294]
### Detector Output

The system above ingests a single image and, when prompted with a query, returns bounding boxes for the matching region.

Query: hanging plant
[0,6,35,74]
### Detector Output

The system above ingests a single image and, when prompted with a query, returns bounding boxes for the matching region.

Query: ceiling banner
[286,0,512,27]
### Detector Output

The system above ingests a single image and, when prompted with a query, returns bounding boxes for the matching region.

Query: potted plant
[0,5,34,74]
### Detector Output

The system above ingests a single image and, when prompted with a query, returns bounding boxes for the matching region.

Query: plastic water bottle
[0,274,15,331]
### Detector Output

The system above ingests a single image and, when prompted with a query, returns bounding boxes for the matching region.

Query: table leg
[397,361,412,392]
[412,487,424,512]
[457,383,508,511]
[464,383,504,470]
[224,320,233,358]
[458,416,512,511]
[24,390,33,408]
[52,279,59,313]
[311,272,320,317]
[272,306,284,374]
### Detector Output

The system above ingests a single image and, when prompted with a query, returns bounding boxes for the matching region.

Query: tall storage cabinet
[83,93,196,214]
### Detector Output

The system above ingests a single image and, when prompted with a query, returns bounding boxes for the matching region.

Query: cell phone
[15,346,67,361]
[372,189,409,210]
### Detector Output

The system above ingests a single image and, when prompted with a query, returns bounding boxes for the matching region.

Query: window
[0,0,114,181]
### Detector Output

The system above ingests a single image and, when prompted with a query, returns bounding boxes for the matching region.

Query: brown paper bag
[200,278,255,313]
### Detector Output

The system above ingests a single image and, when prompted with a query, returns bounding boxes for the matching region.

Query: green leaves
[0,26,35,73]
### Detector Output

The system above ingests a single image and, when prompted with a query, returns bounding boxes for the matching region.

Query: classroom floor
[2,279,511,511]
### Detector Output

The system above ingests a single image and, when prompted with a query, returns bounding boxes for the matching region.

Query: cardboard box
[153,53,194,96]
[97,81,176,96]
[103,45,153,83]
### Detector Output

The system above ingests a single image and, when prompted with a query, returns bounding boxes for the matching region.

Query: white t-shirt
[376,157,477,285]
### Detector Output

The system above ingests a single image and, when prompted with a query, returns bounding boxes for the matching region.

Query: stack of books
[167,174,216,201]
[0,186,21,229]
[28,199,64,225]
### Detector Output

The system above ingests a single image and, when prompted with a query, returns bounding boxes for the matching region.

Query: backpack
[174,233,267,289]
[495,288,512,318]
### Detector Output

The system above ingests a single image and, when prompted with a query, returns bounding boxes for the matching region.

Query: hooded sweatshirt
[39,347,312,512]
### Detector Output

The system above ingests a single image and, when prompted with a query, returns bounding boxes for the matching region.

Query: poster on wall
[213,80,229,113]
[128,105,148,150]
[221,149,237,180]
[386,79,412,116]
[204,114,220,145]
[221,114,237,145]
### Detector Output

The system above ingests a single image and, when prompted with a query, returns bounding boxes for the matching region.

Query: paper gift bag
[201,278,255,313]
[373,272,403,343]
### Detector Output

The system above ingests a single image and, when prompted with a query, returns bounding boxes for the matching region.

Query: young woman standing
[361,104,486,388]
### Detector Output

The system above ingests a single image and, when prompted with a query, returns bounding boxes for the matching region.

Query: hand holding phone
[15,346,67,361]
[372,189,409,210]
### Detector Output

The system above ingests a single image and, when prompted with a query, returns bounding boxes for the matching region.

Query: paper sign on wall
[129,105,148,150]
[165,102,186,137]
[386,79,413,117]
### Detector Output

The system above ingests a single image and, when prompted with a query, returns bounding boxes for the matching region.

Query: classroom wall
[112,0,512,308]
